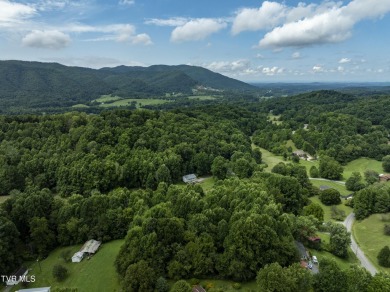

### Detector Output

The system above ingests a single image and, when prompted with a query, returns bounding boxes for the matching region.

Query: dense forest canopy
[1,84,390,290]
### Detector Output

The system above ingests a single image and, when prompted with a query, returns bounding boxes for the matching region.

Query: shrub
[52,264,68,282]
[232,283,241,290]
[319,189,341,205]
[384,224,390,236]
[377,246,390,267]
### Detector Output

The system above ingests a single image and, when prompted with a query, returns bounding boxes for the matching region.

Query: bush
[60,249,72,262]
[330,206,346,221]
[377,246,390,267]
[384,224,390,236]
[232,283,241,290]
[319,189,341,205]
[52,264,68,282]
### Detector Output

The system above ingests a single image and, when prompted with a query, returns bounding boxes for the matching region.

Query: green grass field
[200,176,216,192]
[353,213,390,273]
[12,240,124,292]
[268,114,282,125]
[198,279,258,292]
[310,179,349,196]
[342,158,383,180]
[187,95,217,100]
[71,104,90,108]
[309,195,352,222]
[256,147,285,171]
[99,98,170,108]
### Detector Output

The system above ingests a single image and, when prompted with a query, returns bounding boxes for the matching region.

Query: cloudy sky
[1,0,390,82]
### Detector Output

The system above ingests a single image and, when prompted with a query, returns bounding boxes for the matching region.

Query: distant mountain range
[0,60,257,113]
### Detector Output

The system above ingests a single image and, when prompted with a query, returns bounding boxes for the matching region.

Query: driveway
[343,213,377,275]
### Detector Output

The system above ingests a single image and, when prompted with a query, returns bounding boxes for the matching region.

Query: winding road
[343,213,377,275]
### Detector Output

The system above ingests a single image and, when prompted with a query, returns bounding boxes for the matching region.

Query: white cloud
[312,65,325,73]
[232,1,285,35]
[339,58,351,64]
[206,59,251,74]
[338,66,345,72]
[22,30,71,49]
[171,18,227,43]
[0,0,36,27]
[145,17,188,27]
[131,33,153,45]
[246,0,390,48]
[119,0,135,5]
[262,66,284,76]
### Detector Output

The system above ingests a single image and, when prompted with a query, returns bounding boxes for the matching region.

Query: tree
[319,156,343,180]
[313,258,348,292]
[382,155,390,172]
[319,188,341,205]
[252,148,262,164]
[303,203,324,222]
[327,222,351,258]
[30,217,56,257]
[257,263,294,292]
[345,264,372,292]
[0,211,21,274]
[52,264,68,282]
[123,260,157,292]
[346,172,365,192]
[155,277,169,292]
[211,156,229,180]
[156,164,172,185]
[310,166,319,178]
[377,246,390,267]
[170,280,192,292]
[364,170,379,185]
[367,273,390,292]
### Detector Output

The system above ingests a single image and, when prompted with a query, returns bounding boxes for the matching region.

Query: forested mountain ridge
[0,60,257,113]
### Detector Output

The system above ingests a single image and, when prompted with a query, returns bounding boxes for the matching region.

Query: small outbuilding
[17,287,51,292]
[183,174,198,184]
[72,239,101,263]
[192,285,206,292]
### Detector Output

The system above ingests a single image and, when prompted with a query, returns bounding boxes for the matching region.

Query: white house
[17,288,51,292]
[72,239,101,263]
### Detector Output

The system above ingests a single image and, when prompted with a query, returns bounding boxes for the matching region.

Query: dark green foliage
[313,258,348,292]
[367,273,390,292]
[123,260,157,292]
[330,206,346,221]
[211,156,229,180]
[346,172,365,192]
[345,265,372,292]
[52,264,69,281]
[309,166,319,178]
[377,246,390,267]
[319,189,341,205]
[319,156,343,180]
[383,155,390,172]
[364,170,379,185]
[256,262,313,292]
[354,184,390,219]
[327,222,351,258]
[155,277,169,292]
[170,280,192,292]
[0,210,21,274]
[303,203,324,222]
[385,224,390,236]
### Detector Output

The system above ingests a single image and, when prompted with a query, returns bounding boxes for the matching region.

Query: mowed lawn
[187,95,217,100]
[353,213,390,273]
[13,240,124,292]
[309,195,352,222]
[342,158,383,180]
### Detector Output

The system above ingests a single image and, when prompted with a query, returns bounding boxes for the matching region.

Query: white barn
[183,174,197,184]
[72,239,101,263]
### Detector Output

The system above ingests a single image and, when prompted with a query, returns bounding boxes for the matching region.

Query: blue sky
[1,0,390,82]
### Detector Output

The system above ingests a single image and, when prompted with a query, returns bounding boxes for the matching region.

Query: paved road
[343,213,377,275]
[309,178,345,185]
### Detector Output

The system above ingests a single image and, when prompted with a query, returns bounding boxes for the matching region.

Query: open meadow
[353,213,390,273]
[11,240,124,292]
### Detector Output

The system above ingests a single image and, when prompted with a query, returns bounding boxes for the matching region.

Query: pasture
[353,213,390,273]
[342,158,383,180]
[12,240,124,292]
[99,98,170,108]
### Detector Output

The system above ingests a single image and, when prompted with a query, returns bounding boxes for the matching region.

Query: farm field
[71,104,90,108]
[11,240,124,292]
[342,158,383,180]
[95,95,122,103]
[99,98,171,108]
[353,213,390,274]
[309,179,349,196]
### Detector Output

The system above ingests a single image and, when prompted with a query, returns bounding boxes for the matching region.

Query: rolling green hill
[0,60,257,114]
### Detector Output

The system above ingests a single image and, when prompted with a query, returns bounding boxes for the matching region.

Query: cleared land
[99,98,170,108]
[268,114,282,125]
[343,158,383,180]
[95,95,122,103]
[353,213,390,273]
[12,240,124,292]
[309,195,352,222]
